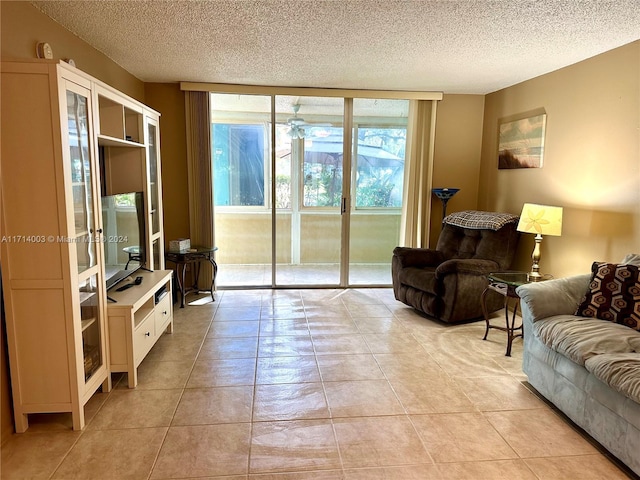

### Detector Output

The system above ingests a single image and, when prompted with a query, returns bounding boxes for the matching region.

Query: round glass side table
[481,272,530,356]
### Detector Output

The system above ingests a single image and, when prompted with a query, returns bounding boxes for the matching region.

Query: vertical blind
[185,91,215,289]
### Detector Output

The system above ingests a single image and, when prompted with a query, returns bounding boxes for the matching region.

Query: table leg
[177,262,186,308]
[193,258,201,291]
[505,298,519,357]
[207,256,217,302]
[481,286,491,340]
[482,288,523,356]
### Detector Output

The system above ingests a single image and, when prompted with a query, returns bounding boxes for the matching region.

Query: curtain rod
[180,82,443,101]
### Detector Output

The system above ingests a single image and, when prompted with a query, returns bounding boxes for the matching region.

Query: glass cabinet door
[146,117,164,270]
[151,238,161,270]
[148,122,160,236]
[78,274,103,381]
[66,88,97,274]
[63,79,106,388]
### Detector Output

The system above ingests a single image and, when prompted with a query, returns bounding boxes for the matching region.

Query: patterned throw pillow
[575,262,640,331]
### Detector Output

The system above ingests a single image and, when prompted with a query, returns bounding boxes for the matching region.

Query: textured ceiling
[32,0,640,94]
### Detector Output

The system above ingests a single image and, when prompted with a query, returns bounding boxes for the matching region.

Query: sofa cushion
[585,353,640,404]
[575,262,640,331]
[533,315,640,366]
[517,274,591,323]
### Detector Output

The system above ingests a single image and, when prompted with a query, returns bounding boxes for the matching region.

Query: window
[354,126,406,208]
[302,127,344,208]
[213,95,408,212]
[213,124,267,207]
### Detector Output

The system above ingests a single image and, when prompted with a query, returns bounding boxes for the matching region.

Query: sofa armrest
[392,247,445,268]
[435,258,500,278]
[516,273,591,323]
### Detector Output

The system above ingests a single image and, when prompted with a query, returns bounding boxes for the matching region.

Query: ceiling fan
[285,104,332,139]
[286,104,308,139]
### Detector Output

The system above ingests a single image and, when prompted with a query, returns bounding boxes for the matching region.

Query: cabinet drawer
[154,294,173,334]
[133,311,155,365]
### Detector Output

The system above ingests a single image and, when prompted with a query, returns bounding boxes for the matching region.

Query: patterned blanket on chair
[443,210,519,231]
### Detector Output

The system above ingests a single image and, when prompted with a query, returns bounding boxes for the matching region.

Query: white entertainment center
[1,59,172,431]
[106,270,173,388]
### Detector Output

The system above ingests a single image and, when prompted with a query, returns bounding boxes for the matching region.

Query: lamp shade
[517,203,563,236]
[432,188,460,200]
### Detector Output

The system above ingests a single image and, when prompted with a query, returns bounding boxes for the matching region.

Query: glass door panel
[275,96,344,286]
[66,88,97,273]
[79,273,102,382]
[348,98,408,285]
[211,93,273,287]
[148,122,160,236]
[151,238,161,270]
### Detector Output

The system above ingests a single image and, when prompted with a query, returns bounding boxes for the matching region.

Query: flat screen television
[101,191,146,290]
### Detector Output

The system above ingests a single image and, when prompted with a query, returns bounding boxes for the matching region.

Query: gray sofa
[517,273,640,476]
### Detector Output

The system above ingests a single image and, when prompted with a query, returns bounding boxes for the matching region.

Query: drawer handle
[163,311,168,315]
[145,332,151,337]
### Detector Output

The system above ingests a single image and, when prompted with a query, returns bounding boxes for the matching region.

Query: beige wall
[429,94,486,245]
[1,2,144,100]
[214,212,401,265]
[349,214,402,262]
[479,41,640,277]
[214,213,291,264]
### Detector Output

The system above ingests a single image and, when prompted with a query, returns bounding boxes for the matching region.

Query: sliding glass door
[210,93,407,288]
[274,96,345,286]
[211,94,273,286]
[348,99,408,285]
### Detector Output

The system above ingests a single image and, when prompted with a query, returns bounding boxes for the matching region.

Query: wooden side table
[481,272,529,356]
[165,246,218,308]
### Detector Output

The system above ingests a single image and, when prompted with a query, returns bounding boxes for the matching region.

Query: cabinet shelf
[81,317,97,332]
[78,291,95,303]
[97,134,145,148]
[134,304,155,329]
[97,93,143,146]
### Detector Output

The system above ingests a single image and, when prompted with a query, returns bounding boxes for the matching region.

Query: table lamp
[516,203,563,281]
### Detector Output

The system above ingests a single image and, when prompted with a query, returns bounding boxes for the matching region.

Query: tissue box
[169,238,191,252]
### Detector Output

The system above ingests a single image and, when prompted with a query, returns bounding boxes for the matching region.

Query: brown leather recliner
[392,211,520,323]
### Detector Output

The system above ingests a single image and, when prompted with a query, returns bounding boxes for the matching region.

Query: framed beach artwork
[498,113,547,169]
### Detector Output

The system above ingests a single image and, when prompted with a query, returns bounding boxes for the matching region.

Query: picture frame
[498,113,547,169]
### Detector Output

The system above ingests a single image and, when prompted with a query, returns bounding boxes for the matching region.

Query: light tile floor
[1,288,635,479]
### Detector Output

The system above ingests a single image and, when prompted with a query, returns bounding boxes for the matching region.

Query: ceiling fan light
[288,126,305,139]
